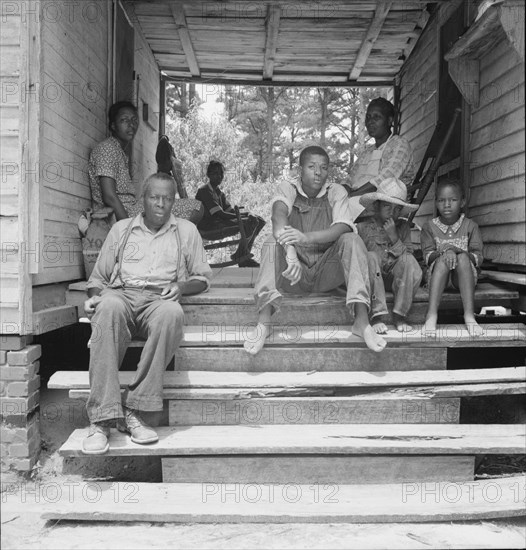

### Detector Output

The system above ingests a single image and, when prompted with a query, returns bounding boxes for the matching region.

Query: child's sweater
[420,214,483,270]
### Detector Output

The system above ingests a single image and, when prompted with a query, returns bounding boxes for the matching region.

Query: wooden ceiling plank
[349,0,393,80]
[263,5,281,80]
[170,3,201,77]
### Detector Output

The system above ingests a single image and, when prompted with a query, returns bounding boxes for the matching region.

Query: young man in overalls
[244,146,388,355]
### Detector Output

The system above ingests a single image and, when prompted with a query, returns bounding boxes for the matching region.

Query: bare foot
[244,323,270,355]
[353,323,387,352]
[423,314,438,334]
[393,313,412,332]
[465,315,484,336]
[372,321,388,334]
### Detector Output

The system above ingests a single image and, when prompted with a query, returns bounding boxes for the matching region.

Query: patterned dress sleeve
[467,218,484,268]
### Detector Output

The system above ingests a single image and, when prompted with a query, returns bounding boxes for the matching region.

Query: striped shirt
[348,134,416,189]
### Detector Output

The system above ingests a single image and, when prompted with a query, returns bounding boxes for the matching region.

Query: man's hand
[161,283,182,301]
[383,218,399,244]
[282,256,302,286]
[277,226,309,246]
[84,296,102,319]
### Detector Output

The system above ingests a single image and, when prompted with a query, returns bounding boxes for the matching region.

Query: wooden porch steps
[51,271,525,522]
[66,281,520,325]
[53,366,525,489]
[40,476,526,523]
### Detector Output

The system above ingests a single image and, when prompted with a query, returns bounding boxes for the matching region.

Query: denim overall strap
[288,191,333,267]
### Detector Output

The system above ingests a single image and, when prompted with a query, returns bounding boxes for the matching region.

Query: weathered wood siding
[35,0,110,285]
[468,39,525,267]
[399,6,525,268]
[398,10,438,228]
[131,23,160,191]
[34,0,160,285]
[0,9,30,334]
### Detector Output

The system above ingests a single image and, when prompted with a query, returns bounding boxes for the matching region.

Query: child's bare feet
[372,321,388,334]
[464,315,484,336]
[423,314,438,334]
[393,313,412,332]
[244,323,270,355]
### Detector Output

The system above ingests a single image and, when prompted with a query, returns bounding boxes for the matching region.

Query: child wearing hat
[357,177,422,332]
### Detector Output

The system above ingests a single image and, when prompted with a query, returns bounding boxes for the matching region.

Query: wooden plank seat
[38,476,526,524]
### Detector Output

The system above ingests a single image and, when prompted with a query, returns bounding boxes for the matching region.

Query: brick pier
[0,345,42,474]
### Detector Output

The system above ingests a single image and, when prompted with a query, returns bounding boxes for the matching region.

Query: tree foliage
[165,85,391,260]
[166,106,277,261]
[221,86,389,183]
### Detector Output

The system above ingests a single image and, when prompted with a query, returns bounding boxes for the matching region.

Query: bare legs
[454,253,483,335]
[424,252,482,335]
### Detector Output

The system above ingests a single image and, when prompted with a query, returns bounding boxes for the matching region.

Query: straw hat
[359,177,418,213]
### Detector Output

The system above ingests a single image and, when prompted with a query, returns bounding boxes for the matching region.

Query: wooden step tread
[68,282,518,304]
[39,476,526,523]
[98,323,526,348]
[48,366,526,390]
[59,424,526,457]
[152,346,448,372]
[481,270,526,287]
[69,381,526,401]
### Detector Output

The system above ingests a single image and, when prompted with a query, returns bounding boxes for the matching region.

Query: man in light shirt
[82,172,212,454]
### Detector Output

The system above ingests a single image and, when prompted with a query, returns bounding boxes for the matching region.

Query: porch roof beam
[170,4,200,77]
[349,0,392,80]
[162,75,394,88]
[263,5,281,80]
[130,0,447,5]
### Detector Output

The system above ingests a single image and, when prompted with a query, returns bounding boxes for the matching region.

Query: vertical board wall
[0,8,32,335]
[468,41,525,267]
[398,4,525,268]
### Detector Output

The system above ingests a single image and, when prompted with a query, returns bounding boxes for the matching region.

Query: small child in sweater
[358,177,422,332]
[421,179,483,335]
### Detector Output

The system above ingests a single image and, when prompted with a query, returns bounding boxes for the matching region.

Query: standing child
[421,179,483,335]
[358,177,422,332]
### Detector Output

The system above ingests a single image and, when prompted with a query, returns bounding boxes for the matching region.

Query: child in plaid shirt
[358,177,422,332]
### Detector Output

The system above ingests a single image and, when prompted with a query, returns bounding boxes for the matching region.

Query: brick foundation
[0,345,41,473]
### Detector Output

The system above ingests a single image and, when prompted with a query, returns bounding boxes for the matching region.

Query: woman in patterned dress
[88,101,142,221]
